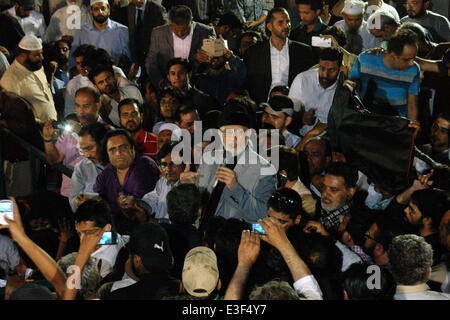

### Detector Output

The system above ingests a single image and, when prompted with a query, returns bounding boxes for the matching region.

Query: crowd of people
[0,0,449,301]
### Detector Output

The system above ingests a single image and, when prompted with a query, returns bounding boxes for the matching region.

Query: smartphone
[252,223,266,235]
[0,200,14,225]
[311,36,331,48]
[97,231,117,245]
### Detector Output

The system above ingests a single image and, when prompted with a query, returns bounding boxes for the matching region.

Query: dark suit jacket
[127,1,167,67]
[244,39,314,104]
[145,22,216,89]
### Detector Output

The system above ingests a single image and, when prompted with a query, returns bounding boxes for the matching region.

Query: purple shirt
[94,154,160,233]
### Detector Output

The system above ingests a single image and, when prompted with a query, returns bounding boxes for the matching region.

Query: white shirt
[335,240,363,272]
[269,37,290,93]
[0,60,57,121]
[282,129,300,149]
[173,22,194,59]
[288,68,338,135]
[142,177,177,221]
[91,234,129,278]
[4,7,47,38]
[293,275,323,300]
[334,20,381,52]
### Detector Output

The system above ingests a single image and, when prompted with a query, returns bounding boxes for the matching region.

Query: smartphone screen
[0,200,14,225]
[252,223,266,235]
[97,231,117,245]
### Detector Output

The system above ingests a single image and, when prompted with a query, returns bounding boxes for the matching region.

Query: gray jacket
[197,146,277,224]
[145,22,215,88]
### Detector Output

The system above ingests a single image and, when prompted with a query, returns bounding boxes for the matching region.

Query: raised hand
[179,164,199,184]
[215,166,237,189]
[237,230,260,268]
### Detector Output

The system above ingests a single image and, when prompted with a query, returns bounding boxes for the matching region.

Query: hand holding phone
[97,231,117,245]
[0,200,14,225]
[311,36,331,48]
[252,223,266,235]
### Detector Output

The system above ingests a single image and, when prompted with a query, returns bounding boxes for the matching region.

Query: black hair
[78,122,110,164]
[202,216,226,248]
[343,263,396,300]
[239,30,263,43]
[269,85,290,96]
[277,145,300,181]
[398,22,430,46]
[118,98,142,116]
[75,86,101,103]
[267,188,303,221]
[322,26,347,47]
[166,57,192,74]
[325,162,358,189]
[410,188,450,230]
[157,140,181,163]
[100,128,136,164]
[82,48,115,72]
[175,104,198,123]
[168,5,193,25]
[218,11,243,30]
[166,184,201,225]
[295,0,324,11]
[266,7,289,30]
[72,44,96,59]
[74,199,112,228]
[387,28,418,56]
[345,210,376,247]
[319,47,344,68]
[372,213,408,250]
[88,64,115,84]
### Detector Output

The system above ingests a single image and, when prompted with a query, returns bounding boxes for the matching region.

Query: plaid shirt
[319,203,351,233]
[350,245,374,265]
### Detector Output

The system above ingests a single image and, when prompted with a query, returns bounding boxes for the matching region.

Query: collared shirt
[142,177,177,221]
[94,154,160,233]
[109,85,144,126]
[69,157,105,212]
[0,60,57,121]
[282,129,300,149]
[173,22,194,59]
[4,6,46,38]
[335,240,363,272]
[135,128,157,160]
[91,233,129,278]
[44,3,92,43]
[350,245,373,265]
[288,68,338,135]
[70,19,131,68]
[269,37,290,92]
[320,203,351,233]
[394,283,450,300]
[334,20,380,54]
[135,0,147,25]
[349,52,420,117]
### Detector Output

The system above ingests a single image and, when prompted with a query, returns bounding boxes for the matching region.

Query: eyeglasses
[59,47,69,52]
[364,230,378,242]
[270,193,297,206]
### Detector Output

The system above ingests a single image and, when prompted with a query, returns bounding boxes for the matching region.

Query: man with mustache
[69,0,131,69]
[0,34,57,122]
[118,98,158,160]
[418,112,450,166]
[288,47,343,142]
[89,64,143,127]
[401,0,450,44]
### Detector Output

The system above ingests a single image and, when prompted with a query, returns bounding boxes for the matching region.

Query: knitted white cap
[18,34,42,51]
[90,0,109,6]
[158,123,182,141]
[342,0,365,15]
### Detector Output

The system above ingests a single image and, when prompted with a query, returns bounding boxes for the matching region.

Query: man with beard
[401,0,450,44]
[0,34,57,121]
[289,47,343,139]
[89,64,143,127]
[193,38,247,107]
[260,94,300,149]
[244,7,313,104]
[418,112,450,166]
[69,0,131,69]
[3,0,46,39]
[333,0,380,55]
[118,98,158,160]
[180,98,277,227]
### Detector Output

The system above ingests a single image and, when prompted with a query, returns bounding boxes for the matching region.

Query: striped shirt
[349,52,420,117]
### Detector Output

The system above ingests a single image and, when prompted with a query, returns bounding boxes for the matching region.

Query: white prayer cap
[18,34,42,51]
[158,123,182,141]
[342,0,365,15]
[90,0,109,6]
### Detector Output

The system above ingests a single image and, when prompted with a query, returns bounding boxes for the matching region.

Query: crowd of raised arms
[0,0,449,301]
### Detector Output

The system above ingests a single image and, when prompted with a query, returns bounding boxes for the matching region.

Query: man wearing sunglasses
[266,188,304,232]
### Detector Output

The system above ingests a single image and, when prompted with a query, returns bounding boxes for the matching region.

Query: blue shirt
[349,52,420,117]
[69,19,131,68]
[194,54,247,106]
